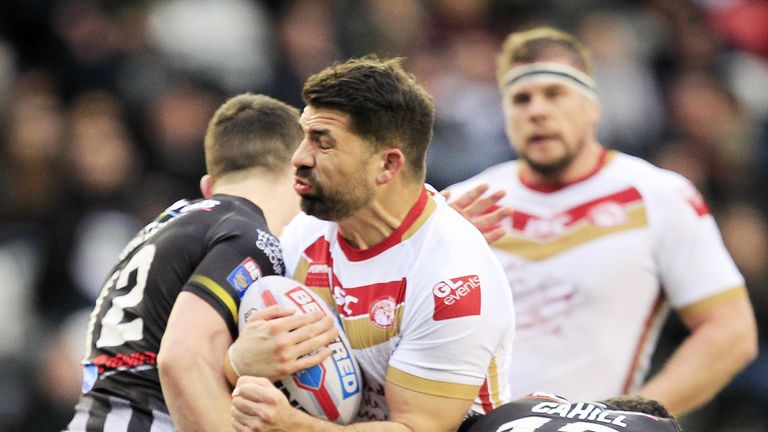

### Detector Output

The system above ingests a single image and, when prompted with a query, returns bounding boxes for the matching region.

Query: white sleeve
[651,174,744,308]
[278,212,313,279]
[444,177,484,199]
[388,226,514,395]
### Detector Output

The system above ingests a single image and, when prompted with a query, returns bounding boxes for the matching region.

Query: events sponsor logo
[432,275,481,320]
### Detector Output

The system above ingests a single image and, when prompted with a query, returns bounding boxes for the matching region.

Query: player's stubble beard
[521,135,585,179]
[295,166,374,221]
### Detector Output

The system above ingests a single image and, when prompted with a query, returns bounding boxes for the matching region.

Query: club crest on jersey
[587,201,628,228]
[432,275,481,321]
[227,257,262,297]
[369,296,396,329]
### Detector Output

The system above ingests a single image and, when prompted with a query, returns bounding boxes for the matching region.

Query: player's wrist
[226,345,242,385]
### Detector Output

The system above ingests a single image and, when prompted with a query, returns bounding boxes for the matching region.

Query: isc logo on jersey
[432,274,482,321]
[238,276,362,424]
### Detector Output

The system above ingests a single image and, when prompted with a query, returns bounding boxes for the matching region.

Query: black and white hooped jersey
[459,393,682,432]
[66,194,284,432]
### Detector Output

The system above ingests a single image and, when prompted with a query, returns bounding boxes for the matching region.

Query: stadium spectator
[447,26,758,416]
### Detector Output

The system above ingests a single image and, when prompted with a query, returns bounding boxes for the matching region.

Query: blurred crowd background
[0,0,765,430]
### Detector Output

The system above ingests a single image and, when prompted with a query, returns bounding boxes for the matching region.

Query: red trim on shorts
[478,379,494,413]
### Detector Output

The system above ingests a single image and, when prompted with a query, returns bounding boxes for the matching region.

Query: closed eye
[308,129,335,150]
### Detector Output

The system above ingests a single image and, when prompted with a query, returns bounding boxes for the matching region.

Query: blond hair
[496,26,594,87]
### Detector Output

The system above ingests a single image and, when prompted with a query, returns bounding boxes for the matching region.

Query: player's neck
[521,141,606,189]
[336,180,423,250]
[213,173,300,236]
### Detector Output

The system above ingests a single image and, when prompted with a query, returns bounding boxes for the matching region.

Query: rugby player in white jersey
[447,26,757,416]
[228,56,515,432]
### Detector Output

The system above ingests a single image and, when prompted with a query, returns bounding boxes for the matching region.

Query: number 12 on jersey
[84,245,156,357]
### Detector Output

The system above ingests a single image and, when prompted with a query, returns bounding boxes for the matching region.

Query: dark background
[0,0,765,430]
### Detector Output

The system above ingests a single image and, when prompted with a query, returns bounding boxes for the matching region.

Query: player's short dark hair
[302,55,435,181]
[602,395,682,430]
[204,93,301,180]
[497,26,594,85]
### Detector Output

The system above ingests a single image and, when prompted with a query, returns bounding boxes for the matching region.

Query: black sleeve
[183,227,284,338]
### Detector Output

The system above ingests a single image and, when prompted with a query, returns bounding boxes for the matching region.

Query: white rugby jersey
[280,187,515,420]
[449,151,745,401]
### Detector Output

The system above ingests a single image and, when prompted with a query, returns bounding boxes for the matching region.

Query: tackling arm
[159,292,235,431]
[637,287,757,415]
[230,376,473,432]
[225,305,337,385]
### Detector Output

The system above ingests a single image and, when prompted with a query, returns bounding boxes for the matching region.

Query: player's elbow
[730,312,759,368]
[714,305,759,372]
[157,343,196,386]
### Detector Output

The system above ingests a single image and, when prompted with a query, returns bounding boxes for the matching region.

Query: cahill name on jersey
[280,188,516,420]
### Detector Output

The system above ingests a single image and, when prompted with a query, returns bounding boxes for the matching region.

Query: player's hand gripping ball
[238,276,362,424]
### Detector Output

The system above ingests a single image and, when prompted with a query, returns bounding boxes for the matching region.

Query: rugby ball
[238,275,362,424]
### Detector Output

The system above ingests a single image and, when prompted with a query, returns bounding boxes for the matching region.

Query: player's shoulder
[448,160,519,194]
[411,194,510,289]
[161,195,275,249]
[156,195,257,227]
[209,194,267,221]
[608,152,706,215]
[195,195,272,234]
[427,193,492,248]
[280,212,331,244]
[608,152,692,191]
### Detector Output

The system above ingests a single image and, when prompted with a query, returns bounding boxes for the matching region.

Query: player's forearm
[637,309,757,415]
[159,354,235,431]
[275,411,412,432]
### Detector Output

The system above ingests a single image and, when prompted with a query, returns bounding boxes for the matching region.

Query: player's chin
[524,153,571,175]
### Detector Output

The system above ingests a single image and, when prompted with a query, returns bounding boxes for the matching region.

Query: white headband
[501,62,598,99]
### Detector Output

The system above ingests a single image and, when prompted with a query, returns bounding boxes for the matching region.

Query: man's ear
[200,174,214,198]
[376,149,405,184]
